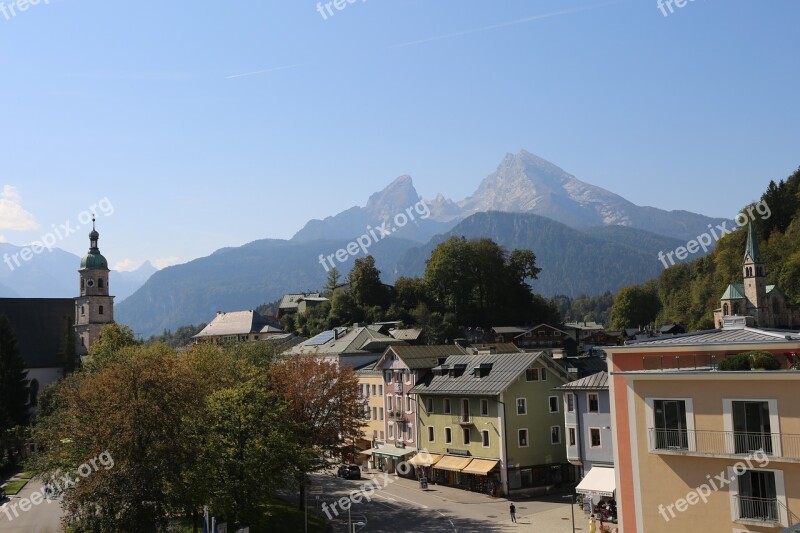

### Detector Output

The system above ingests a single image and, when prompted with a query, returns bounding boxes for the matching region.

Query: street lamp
[562,494,575,532]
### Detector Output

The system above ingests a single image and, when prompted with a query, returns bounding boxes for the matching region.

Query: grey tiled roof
[194,310,282,338]
[409,351,557,396]
[386,345,467,369]
[289,326,406,356]
[626,327,800,347]
[554,371,608,391]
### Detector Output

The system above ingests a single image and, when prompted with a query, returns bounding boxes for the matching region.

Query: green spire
[744,222,762,263]
[80,215,108,270]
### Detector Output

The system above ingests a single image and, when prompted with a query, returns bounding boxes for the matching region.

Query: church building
[0,218,115,394]
[713,222,799,329]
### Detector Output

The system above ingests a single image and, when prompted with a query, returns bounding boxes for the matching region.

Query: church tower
[742,222,768,326]
[75,217,115,357]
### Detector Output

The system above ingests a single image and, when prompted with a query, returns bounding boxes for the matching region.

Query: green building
[409,350,574,496]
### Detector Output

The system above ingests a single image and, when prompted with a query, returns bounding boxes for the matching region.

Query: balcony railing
[388,410,407,421]
[734,496,780,524]
[647,428,800,459]
[453,414,473,425]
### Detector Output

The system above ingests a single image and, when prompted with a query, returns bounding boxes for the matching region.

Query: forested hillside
[612,168,800,330]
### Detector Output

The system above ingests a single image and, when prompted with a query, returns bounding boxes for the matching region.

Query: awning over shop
[368,446,416,459]
[433,455,473,472]
[407,453,443,467]
[575,467,616,498]
[461,458,499,475]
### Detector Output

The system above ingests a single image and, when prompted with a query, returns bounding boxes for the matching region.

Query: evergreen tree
[0,314,30,429]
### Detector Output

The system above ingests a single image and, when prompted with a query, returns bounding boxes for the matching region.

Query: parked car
[337,464,362,480]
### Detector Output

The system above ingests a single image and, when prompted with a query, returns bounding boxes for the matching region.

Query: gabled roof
[193,310,282,338]
[492,326,527,335]
[409,351,567,396]
[721,283,745,300]
[278,293,321,310]
[380,344,466,370]
[513,324,570,339]
[469,343,522,354]
[564,321,605,331]
[354,360,382,376]
[389,328,423,341]
[625,326,800,347]
[288,326,406,356]
[554,371,608,391]
[0,298,75,369]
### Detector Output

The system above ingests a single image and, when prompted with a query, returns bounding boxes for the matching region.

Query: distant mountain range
[116,150,730,337]
[293,150,728,244]
[0,243,157,302]
[117,151,723,336]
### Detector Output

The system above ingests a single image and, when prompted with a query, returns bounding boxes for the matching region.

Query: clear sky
[1,0,798,270]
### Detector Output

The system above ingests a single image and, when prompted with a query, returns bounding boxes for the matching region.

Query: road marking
[372,490,428,509]
[436,510,457,532]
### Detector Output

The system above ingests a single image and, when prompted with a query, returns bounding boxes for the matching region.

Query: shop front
[366,444,417,477]
[460,458,501,496]
[407,452,443,481]
[575,466,617,522]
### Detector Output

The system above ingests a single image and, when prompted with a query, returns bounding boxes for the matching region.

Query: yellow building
[607,319,800,532]
[355,362,385,467]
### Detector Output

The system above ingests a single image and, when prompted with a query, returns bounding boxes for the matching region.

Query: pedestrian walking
[510,502,517,523]
[589,513,597,533]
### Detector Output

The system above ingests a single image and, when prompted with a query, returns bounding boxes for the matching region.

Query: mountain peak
[365,175,421,219]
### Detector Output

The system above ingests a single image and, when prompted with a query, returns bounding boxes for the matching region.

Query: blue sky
[1,0,798,270]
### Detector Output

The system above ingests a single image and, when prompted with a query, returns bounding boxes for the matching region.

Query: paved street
[311,471,592,533]
[0,480,63,533]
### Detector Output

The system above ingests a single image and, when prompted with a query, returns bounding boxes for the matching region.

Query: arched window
[98,278,104,288]
[723,303,729,316]
[29,379,39,407]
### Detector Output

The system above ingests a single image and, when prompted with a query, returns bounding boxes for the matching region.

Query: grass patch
[18,471,34,480]
[169,499,327,533]
[2,479,28,495]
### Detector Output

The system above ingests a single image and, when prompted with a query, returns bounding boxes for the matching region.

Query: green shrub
[718,351,781,371]
[748,351,781,370]
[718,353,751,371]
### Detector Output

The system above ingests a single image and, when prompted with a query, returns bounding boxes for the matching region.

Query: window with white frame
[407,395,413,413]
[723,399,779,456]
[388,423,394,439]
[590,428,601,448]
[729,466,786,526]
[566,393,575,412]
[568,427,577,447]
[385,371,392,383]
[517,398,527,415]
[645,397,696,452]
[518,428,529,447]
[387,396,394,411]
[445,427,452,444]
[551,426,561,444]
[525,368,539,381]
[406,424,413,441]
[482,430,490,447]
[588,393,599,413]
[549,396,559,413]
